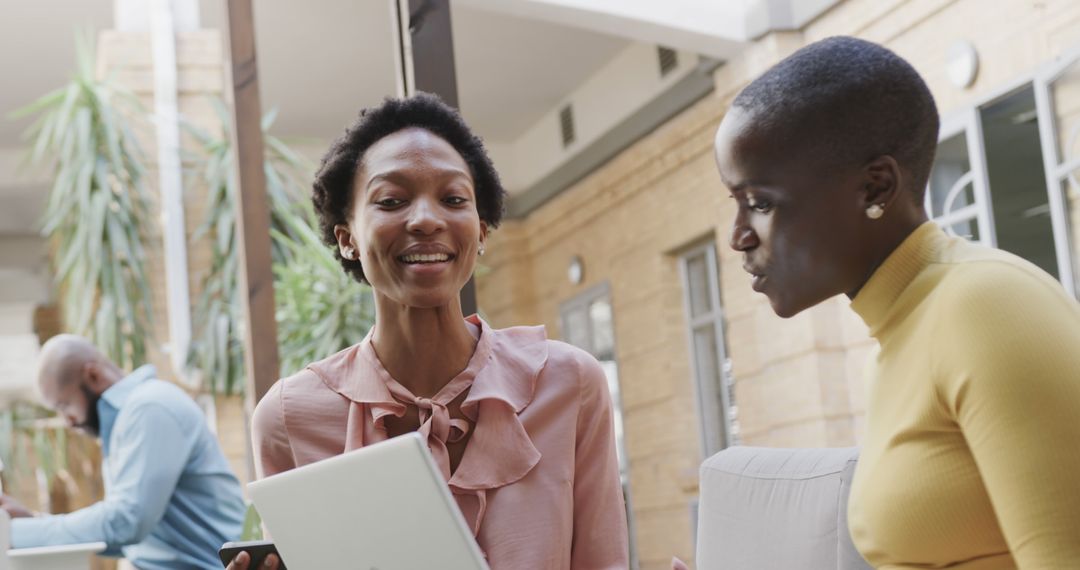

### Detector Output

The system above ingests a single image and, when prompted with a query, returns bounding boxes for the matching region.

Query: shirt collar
[309,316,548,491]
[315,316,546,412]
[98,365,157,448]
[850,221,946,338]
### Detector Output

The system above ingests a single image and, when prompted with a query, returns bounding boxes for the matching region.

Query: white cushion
[696,447,871,570]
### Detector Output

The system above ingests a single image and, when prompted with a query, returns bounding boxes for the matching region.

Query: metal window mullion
[964,107,998,248]
[1051,155,1080,181]
[931,112,977,220]
[1034,60,1079,298]
[390,0,413,97]
[934,203,981,229]
[678,252,713,460]
[704,244,732,449]
[688,312,719,328]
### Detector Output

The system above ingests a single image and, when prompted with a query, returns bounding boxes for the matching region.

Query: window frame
[677,240,736,460]
[934,47,1080,298]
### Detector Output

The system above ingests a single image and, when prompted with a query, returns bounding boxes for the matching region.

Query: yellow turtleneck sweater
[847,222,1080,569]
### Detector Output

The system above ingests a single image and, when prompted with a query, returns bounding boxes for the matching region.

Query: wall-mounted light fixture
[568,255,584,285]
[947,39,979,89]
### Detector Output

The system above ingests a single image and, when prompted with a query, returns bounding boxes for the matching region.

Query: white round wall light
[947,39,979,89]
[568,255,584,285]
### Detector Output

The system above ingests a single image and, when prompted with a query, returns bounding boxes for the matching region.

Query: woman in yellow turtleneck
[713,36,1080,568]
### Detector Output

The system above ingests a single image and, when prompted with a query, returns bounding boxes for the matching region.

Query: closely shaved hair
[37,334,109,390]
[732,36,939,197]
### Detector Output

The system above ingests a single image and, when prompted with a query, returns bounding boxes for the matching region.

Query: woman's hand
[225,550,281,569]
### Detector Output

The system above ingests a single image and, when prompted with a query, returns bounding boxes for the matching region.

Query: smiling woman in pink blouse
[228,93,628,570]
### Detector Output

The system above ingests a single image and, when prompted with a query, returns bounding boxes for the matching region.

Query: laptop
[6,542,106,570]
[248,432,490,570]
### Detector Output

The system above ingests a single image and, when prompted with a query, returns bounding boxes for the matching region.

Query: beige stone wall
[478,92,729,566]
[476,1,1080,567]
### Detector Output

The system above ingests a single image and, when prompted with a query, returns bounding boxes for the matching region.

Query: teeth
[401,253,450,263]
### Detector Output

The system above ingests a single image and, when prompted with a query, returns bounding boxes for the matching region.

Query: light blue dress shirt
[12,366,247,569]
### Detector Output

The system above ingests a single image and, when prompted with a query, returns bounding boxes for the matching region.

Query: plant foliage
[186,104,374,394]
[14,33,153,369]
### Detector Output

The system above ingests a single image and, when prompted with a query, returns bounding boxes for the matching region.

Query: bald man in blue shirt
[0,335,246,569]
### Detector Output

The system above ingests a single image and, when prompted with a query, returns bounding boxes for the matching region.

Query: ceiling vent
[658,46,678,77]
[559,104,576,147]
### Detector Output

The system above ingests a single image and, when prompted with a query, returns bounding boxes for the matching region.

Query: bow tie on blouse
[321,316,548,538]
[383,374,474,480]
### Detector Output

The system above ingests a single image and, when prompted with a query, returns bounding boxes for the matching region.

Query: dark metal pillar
[224,0,279,405]
[393,0,478,316]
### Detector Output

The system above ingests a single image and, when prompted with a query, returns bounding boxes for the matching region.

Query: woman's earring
[478,245,486,257]
[866,204,885,220]
[343,246,356,259]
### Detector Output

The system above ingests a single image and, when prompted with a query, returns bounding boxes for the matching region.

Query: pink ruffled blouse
[251,316,629,569]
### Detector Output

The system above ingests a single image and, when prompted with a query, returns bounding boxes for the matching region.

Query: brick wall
[476,1,1080,567]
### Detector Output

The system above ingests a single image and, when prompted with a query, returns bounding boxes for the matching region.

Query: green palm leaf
[16,31,153,370]
[185,102,375,394]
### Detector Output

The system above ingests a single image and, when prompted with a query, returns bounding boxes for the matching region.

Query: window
[927,119,985,242]
[1034,50,1080,297]
[560,283,638,569]
[928,50,1080,299]
[929,87,1061,276]
[679,241,738,459]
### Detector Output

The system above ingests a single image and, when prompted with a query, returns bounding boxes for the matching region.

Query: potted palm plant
[13,32,153,370]
[185,103,374,395]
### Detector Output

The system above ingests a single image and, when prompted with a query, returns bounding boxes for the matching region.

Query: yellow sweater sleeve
[937,262,1080,567]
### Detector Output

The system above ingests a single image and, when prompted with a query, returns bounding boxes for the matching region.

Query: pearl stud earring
[866,204,885,220]
[343,247,356,259]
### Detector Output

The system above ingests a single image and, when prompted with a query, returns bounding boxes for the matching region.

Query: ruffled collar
[309,315,549,492]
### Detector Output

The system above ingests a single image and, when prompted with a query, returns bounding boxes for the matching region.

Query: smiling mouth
[397,253,455,264]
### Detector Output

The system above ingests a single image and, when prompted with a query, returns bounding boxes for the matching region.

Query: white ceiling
[451,4,628,141]
[0,0,628,235]
[0,0,627,146]
[199,0,399,144]
[0,0,836,158]
[4,0,835,235]
[204,0,628,144]
[230,0,839,142]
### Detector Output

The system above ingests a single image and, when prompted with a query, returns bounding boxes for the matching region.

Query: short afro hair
[312,92,505,283]
[732,36,939,196]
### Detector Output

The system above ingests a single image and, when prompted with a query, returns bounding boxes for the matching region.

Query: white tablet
[7,541,106,570]
[248,432,489,570]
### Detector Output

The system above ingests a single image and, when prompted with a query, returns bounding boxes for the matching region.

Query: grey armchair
[695,446,872,570]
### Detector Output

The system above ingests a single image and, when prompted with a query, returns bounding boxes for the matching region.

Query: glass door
[1034,47,1080,298]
